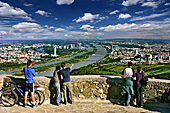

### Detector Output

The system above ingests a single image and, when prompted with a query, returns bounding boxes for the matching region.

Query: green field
[71,63,170,80]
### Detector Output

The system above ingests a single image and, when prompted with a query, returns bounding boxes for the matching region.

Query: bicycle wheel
[28,91,39,106]
[35,90,45,105]
[1,90,18,107]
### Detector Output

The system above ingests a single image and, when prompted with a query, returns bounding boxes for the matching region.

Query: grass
[71,63,170,80]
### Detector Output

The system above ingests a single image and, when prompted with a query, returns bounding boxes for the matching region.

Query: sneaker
[70,101,76,104]
[56,102,62,106]
[32,103,38,108]
[24,103,27,108]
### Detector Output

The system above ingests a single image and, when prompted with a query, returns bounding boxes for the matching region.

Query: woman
[53,66,62,106]
[136,67,145,107]
[121,62,136,106]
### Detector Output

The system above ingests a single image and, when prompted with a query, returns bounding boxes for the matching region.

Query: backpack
[139,72,148,86]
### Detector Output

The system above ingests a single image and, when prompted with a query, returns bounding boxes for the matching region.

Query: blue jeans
[54,82,61,103]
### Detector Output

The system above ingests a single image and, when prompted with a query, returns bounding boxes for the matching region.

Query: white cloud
[122,0,140,6]
[0,1,33,21]
[55,28,66,31]
[80,25,95,31]
[74,13,100,23]
[23,3,33,7]
[65,34,73,37]
[109,10,119,15]
[99,23,170,32]
[165,3,170,5]
[141,2,158,8]
[73,13,107,23]
[135,11,144,14]
[131,12,169,21]
[12,22,44,33]
[0,1,27,16]
[118,13,131,19]
[54,18,58,20]
[0,31,7,35]
[56,0,74,5]
[50,26,55,29]
[35,10,50,16]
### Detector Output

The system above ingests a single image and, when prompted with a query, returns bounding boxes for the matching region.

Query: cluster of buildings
[105,41,170,64]
[0,42,85,64]
[51,43,84,56]
[0,44,49,64]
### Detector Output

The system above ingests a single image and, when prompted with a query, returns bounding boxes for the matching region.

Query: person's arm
[70,64,74,69]
[31,69,36,77]
[121,69,125,78]
[132,70,136,80]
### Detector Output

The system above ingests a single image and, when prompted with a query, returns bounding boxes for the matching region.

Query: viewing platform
[0,75,170,113]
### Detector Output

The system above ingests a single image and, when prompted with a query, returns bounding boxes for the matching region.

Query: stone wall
[0,75,170,104]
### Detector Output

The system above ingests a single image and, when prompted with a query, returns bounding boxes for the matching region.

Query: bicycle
[0,82,45,107]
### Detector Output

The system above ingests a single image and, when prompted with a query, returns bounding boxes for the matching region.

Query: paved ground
[0,100,169,113]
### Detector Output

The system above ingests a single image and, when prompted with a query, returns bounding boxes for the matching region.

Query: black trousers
[136,83,144,107]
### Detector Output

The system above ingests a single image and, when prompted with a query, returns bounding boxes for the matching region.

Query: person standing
[121,62,136,106]
[23,60,37,108]
[135,67,145,107]
[53,66,62,106]
[61,62,75,104]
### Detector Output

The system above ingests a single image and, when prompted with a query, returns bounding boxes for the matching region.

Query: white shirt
[122,68,133,78]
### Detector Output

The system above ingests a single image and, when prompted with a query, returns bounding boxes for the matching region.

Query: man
[60,62,75,104]
[23,60,36,108]
[121,62,136,106]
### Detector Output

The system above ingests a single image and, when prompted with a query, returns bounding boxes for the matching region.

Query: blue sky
[0,0,170,40]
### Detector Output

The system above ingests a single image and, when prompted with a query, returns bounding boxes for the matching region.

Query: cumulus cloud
[56,0,74,5]
[73,13,107,23]
[118,13,131,19]
[64,34,73,37]
[35,10,50,16]
[55,28,66,31]
[23,3,33,7]
[122,0,140,6]
[0,1,27,16]
[165,3,170,6]
[99,23,170,32]
[0,31,7,35]
[74,13,99,23]
[12,22,44,33]
[80,25,95,31]
[0,1,33,21]
[54,18,58,20]
[131,12,169,21]
[109,10,119,15]
[141,2,158,8]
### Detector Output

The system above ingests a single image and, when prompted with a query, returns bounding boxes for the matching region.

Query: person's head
[61,62,66,69]
[55,66,60,71]
[137,67,142,72]
[128,62,133,68]
[27,60,32,67]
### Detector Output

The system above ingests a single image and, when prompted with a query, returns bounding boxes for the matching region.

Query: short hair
[27,60,32,66]
[56,66,60,70]
[137,67,142,72]
[128,62,133,67]
[61,62,65,68]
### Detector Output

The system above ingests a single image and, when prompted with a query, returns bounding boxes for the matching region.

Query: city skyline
[0,0,170,40]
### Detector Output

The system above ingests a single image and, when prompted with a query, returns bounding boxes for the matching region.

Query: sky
[0,0,170,40]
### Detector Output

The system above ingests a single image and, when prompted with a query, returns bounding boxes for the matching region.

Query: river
[37,44,107,76]
[0,44,107,76]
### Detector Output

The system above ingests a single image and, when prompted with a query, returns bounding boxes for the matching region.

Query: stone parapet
[0,75,170,104]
